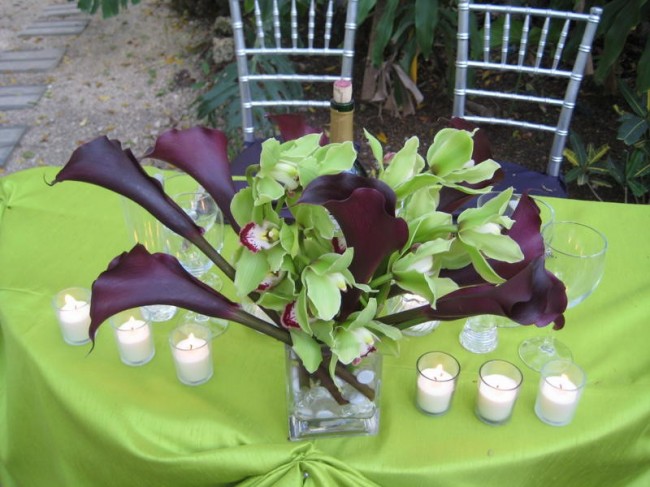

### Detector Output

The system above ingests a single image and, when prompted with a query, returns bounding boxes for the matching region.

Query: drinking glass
[519,221,607,371]
[164,192,225,277]
[121,195,178,321]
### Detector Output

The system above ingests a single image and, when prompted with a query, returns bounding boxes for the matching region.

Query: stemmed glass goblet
[518,221,607,371]
[165,191,229,336]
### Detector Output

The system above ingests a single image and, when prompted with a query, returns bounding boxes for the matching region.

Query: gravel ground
[1,0,211,175]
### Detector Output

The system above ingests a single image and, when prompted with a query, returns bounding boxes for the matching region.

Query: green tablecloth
[1,167,649,486]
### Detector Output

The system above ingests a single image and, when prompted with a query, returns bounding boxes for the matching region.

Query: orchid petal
[449,117,493,163]
[88,244,241,341]
[52,136,201,242]
[143,126,239,232]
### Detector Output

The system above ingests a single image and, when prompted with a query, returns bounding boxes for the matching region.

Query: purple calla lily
[299,173,408,284]
[143,126,239,232]
[88,244,291,344]
[382,256,566,330]
[51,136,202,241]
[299,173,409,317]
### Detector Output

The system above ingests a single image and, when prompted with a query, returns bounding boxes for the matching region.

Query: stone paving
[0,3,89,167]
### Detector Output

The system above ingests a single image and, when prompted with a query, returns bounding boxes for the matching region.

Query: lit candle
[477,374,519,423]
[417,364,455,414]
[114,316,155,365]
[536,374,580,425]
[55,292,91,345]
[171,332,212,385]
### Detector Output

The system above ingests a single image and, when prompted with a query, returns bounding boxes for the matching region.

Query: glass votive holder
[459,315,498,353]
[416,351,461,416]
[52,287,92,345]
[476,360,523,425]
[110,309,155,366]
[141,304,177,322]
[385,293,440,337]
[535,360,586,426]
[169,322,213,386]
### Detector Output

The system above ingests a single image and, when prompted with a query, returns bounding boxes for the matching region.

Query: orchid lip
[239,221,279,253]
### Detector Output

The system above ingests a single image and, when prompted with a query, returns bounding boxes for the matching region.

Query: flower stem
[193,234,236,281]
[378,305,442,330]
[231,308,292,345]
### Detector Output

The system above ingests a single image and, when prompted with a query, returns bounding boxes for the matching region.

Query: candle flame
[63,294,85,310]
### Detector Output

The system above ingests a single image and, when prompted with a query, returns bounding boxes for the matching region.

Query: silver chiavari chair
[453,0,602,191]
[228,0,359,144]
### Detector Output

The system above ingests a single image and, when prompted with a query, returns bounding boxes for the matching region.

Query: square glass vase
[285,346,382,441]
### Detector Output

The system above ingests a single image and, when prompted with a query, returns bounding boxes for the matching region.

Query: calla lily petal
[299,172,400,218]
[299,173,408,284]
[88,244,241,341]
[52,136,201,241]
[143,126,239,232]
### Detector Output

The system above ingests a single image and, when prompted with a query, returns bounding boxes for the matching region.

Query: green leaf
[618,114,648,146]
[618,79,647,118]
[371,0,400,67]
[356,0,377,25]
[594,0,644,84]
[636,36,650,92]
[415,0,438,59]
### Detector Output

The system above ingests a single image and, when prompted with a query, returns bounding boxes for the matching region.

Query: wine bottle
[330,79,355,144]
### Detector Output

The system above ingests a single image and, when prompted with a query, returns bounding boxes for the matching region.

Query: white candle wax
[116,317,154,364]
[57,294,91,344]
[172,333,212,384]
[477,374,519,423]
[536,374,580,425]
[417,364,455,414]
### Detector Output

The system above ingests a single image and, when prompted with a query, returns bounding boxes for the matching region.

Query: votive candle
[476,360,523,425]
[52,287,91,345]
[170,323,213,385]
[535,360,586,426]
[416,351,460,415]
[111,311,155,366]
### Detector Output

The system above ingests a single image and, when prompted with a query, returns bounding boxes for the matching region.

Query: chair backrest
[229,0,359,144]
[452,0,601,177]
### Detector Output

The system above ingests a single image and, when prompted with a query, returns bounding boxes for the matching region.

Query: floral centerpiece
[51,120,566,439]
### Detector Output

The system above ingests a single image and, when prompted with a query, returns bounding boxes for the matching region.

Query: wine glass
[165,191,229,336]
[518,221,607,371]
[164,191,225,276]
